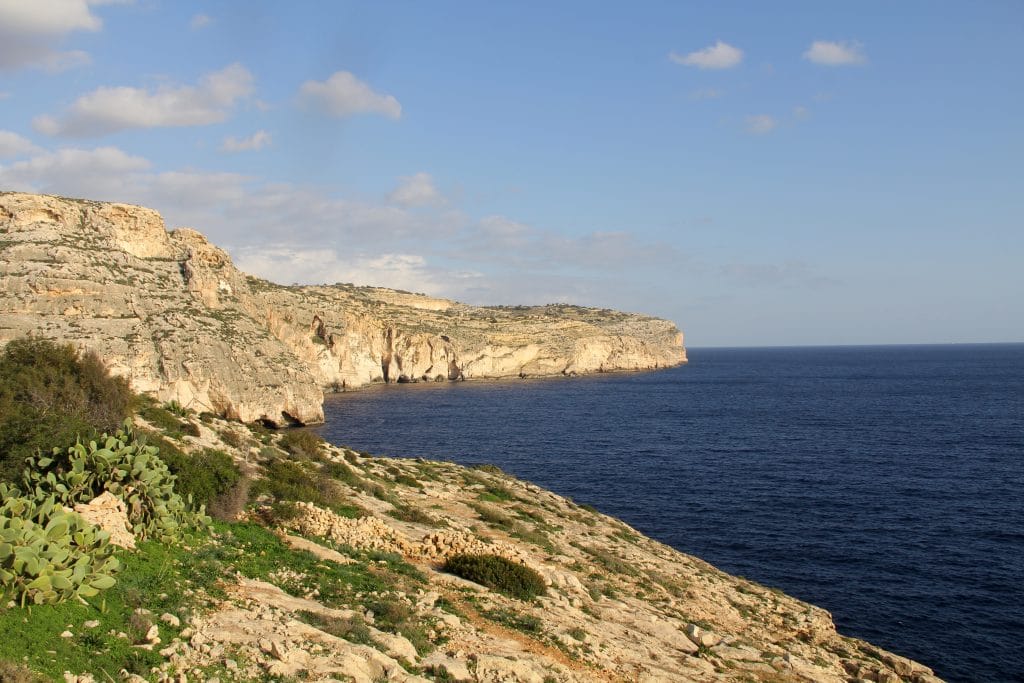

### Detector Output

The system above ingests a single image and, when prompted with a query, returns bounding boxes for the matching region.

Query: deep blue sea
[315,344,1024,683]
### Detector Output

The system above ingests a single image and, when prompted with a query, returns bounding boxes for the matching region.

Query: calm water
[316,344,1024,683]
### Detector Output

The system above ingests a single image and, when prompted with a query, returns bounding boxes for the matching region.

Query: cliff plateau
[0,192,686,425]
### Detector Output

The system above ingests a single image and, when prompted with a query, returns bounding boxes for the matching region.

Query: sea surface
[315,344,1024,683]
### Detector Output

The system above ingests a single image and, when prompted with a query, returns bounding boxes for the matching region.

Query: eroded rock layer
[0,192,686,425]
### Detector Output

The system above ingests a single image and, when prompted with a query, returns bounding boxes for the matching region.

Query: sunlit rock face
[0,192,686,425]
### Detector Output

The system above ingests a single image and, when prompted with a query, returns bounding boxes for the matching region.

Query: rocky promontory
[0,192,686,426]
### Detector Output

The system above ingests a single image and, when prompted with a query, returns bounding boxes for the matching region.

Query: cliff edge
[0,192,686,425]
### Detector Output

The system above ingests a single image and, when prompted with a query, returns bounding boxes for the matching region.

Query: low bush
[161,448,241,509]
[278,429,323,460]
[0,338,131,483]
[443,554,546,600]
[138,403,195,439]
[252,457,362,517]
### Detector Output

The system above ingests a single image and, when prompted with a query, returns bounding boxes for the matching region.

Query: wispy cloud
[0,145,151,198]
[745,114,777,135]
[189,13,211,30]
[388,172,442,207]
[299,71,401,120]
[0,140,689,305]
[0,0,114,71]
[670,41,743,69]
[33,63,254,136]
[221,130,271,153]
[0,130,41,158]
[803,40,867,66]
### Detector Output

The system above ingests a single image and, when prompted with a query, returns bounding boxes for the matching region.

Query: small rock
[60,631,74,638]
[83,620,100,629]
[685,623,721,648]
[160,613,181,628]
[145,625,160,642]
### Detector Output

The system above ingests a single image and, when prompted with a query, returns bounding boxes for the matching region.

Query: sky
[0,1,1021,347]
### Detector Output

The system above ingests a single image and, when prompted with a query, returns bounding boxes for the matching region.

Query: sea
[314,344,1024,683]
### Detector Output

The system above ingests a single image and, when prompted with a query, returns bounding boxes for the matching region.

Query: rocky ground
[54,409,943,683]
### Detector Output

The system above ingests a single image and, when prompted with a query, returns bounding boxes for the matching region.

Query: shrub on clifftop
[0,338,130,482]
[443,553,546,600]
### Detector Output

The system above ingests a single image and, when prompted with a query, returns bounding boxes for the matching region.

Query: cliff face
[0,192,686,425]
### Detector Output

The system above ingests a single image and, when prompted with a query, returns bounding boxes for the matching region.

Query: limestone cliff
[0,192,686,425]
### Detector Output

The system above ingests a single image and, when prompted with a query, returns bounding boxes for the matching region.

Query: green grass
[0,534,216,681]
[0,518,438,680]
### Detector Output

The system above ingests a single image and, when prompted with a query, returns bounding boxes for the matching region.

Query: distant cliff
[0,192,686,426]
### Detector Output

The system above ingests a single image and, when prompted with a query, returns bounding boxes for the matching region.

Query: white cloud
[0,140,685,308]
[803,40,867,66]
[669,41,743,69]
[793,105,810,120]
[0,131,41,158]
[745,114,777,134]
[190,13,212,30]
[234,246,463,294]
[34,63,254,137]
[0,145,150,197]
[221,130,271,153]
[0,0,100,36]
[299,71,402,120]
[388,172,442,207]
[0,0,108,70]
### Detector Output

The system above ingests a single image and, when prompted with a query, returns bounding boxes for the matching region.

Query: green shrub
[161,448,240,509]
[278,430,323,459]
[138,404,196,439]
[252,457,360,516]
[252,458,321,504]
[0,485,120,606]
[0,338,130,483]
[443,554,546,600]
[393,473,423,489]
[218,429,244,449]
[22,421,209,542]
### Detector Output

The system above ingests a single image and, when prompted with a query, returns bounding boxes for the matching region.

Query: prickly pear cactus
[0,485,119,606]
[23,420,210,543]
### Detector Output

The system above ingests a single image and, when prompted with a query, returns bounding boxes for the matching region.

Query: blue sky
[1,1,1021,346]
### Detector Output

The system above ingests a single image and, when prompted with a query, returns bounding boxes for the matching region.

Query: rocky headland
[0,191,685,427]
